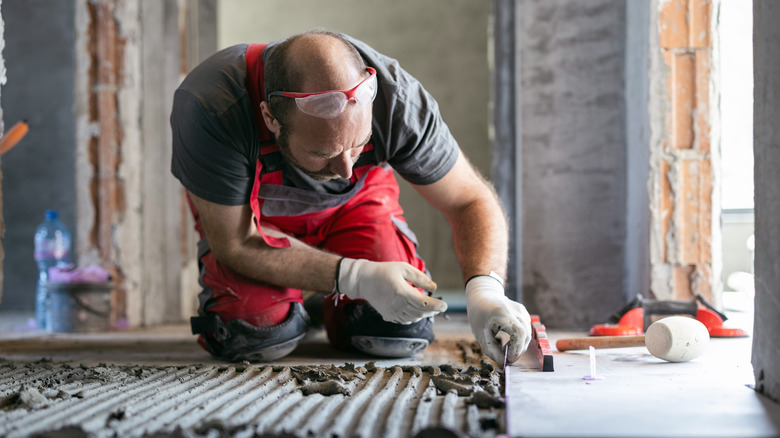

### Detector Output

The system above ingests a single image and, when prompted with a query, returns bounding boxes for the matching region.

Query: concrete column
[625,1,652,306]
[752,0,780,405]
[490,0,522,301]
[519,0,628,328]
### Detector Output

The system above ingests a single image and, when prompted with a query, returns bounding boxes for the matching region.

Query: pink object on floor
[48,264,111,283]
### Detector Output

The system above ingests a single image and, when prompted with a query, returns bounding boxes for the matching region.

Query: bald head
[264,31,367,127]
[288,33,365,91]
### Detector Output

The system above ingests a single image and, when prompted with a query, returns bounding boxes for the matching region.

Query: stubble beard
[276,130,346,182]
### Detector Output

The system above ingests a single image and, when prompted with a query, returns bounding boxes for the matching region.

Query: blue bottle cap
[45,210,59,220]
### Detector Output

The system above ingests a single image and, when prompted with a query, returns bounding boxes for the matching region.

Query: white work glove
[465,273,532,365]
[337,258,448,324]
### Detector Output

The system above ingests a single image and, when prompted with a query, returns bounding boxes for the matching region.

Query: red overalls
[191,44,428,351]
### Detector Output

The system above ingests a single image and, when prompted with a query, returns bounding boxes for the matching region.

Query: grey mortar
[0,359,504,437]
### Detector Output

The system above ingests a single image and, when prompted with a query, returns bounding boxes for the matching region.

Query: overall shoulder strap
[245,44,290,249]
[245,43,272,145]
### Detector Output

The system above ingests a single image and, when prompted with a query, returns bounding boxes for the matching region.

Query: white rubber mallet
[556,316,710,363]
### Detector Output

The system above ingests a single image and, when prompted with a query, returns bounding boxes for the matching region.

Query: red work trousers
[194,166,427,350]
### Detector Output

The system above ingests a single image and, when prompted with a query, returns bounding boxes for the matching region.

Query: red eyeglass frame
[267,67,376,101]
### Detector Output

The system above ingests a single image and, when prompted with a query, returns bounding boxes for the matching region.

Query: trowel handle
[556,335,646,352]
[495,330,511,348]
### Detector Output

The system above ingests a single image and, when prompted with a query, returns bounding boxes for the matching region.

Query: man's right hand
[337,258,448,324]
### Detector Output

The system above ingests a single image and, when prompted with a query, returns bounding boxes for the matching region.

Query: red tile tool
[589,294,748,338]
[530,315,554,371]
[589,307,643,336]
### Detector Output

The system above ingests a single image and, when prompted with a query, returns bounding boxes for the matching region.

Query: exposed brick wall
[78,0,128,324]
[75,0,193,327]
[651,0,715,302]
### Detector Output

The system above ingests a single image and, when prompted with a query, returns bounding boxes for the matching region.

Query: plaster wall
[139,0,185,326]
[0,0,77,311]
[518,0,628,328]
[217,0,490,294]
[0,0,5,304]
[752,0,780,404]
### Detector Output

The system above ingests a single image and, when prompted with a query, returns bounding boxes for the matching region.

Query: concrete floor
[508,311,780,437]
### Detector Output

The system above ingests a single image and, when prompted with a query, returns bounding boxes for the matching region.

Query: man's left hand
[465,274,532,365]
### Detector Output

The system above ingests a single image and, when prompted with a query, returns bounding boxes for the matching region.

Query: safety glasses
[267,67,377,119]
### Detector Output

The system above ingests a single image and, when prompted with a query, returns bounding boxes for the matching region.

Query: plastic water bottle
[33,210,72,329]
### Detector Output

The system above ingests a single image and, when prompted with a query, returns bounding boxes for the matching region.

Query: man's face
[276,105,373,181]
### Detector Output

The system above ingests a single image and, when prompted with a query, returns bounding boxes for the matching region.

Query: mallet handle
[556,335,646,352]
[0,121,29,156]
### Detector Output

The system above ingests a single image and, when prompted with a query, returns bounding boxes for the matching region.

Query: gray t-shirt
[171,34,459,206]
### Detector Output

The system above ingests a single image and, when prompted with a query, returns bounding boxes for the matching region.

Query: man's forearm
[448,193,509,283]
[187,192,343,293]
[215,227,342,293]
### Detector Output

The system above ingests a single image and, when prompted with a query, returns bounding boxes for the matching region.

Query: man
[171,30,531,365]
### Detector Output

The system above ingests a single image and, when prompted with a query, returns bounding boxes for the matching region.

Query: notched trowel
[494,315,555,373]
[495,331,510,372]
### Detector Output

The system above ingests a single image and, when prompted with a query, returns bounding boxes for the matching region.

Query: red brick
[660,0,689,49]
[698,159,713,263]
[662,52,674,151]
[695,50,711,154]
[689,0,711,48]
[660,159,674,262]
[673,264,696,300]
[679,159,700,264]
[671,52,695,150]
[693,263,712,302]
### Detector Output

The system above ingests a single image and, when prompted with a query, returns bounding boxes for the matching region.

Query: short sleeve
[170,45,260,206]
[171,91,257,205]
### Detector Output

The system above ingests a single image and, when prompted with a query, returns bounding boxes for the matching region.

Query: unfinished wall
[752,0,780,404]
[648,0,719,305]
[518,0,628,328]
[74,0,198,327]
[139,1,185,326]
[0,0,215,325]
[0,0,77,311]
[218,0,489,297]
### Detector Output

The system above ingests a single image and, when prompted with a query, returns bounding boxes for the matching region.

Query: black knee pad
[343,302,435,358]
[191,302,309,362]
